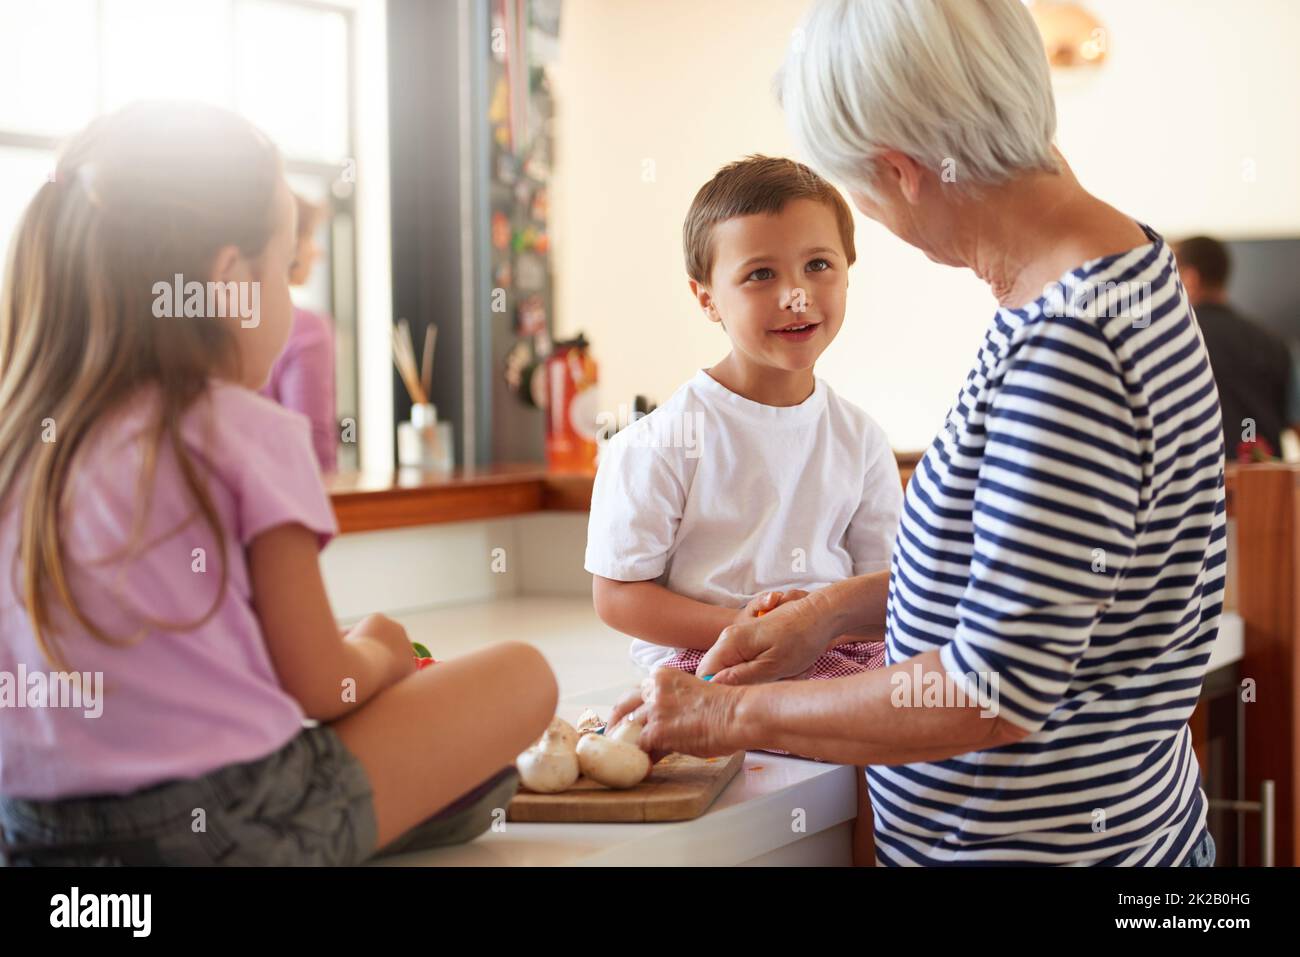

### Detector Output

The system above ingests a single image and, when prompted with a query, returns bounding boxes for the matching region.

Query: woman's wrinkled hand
[607,668,743,759]
[734,589,808,624]
[697,591,836,685]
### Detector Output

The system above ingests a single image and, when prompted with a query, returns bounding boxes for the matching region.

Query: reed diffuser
[392,319,453,471]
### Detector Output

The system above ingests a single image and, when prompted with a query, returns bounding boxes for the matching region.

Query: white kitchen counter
[373,597,857,866]
[372,596,1245,867]
[374,698,857,867]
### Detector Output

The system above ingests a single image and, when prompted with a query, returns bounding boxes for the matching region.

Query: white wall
[549,0,1300,451]
[322,513,591,620]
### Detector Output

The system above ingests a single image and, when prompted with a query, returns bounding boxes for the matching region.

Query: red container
[544,335,599,473]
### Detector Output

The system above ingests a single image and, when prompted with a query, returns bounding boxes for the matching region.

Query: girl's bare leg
[330,641,557,849]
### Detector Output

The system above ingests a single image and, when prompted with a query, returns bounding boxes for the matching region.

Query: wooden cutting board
[507,750,745,823]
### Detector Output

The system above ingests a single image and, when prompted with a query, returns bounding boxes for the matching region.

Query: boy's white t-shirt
[585,369,903,669]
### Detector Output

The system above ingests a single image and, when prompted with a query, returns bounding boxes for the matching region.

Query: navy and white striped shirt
[872,224,1227,865]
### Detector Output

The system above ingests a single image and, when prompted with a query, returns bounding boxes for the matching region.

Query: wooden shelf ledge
[327,452,925,535]
[327,464,593,534]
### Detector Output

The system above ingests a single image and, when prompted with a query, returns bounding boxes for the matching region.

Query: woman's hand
[734,589,809,624]
[697,591,837,685]
[607,668,744,759]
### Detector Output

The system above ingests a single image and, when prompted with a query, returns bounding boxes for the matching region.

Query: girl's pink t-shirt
[259,306,337,473]
[0,381,338,800]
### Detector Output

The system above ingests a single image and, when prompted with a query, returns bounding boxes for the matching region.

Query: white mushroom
[516,717,580,793]
[546,716,579,750]
[606,717,644,747]
[575,708,605,736]
[576,718,651,789]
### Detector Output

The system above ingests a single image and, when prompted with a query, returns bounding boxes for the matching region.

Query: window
[0,0,360,470]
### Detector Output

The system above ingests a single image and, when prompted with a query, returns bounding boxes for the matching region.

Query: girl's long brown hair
[0,101,281,670]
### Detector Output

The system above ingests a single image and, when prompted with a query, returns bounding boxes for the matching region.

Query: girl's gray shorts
[0,724,518,866]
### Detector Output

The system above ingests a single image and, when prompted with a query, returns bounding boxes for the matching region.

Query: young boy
[585,155,903,679]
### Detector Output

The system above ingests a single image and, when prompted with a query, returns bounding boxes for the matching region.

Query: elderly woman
[612,0,1225,866]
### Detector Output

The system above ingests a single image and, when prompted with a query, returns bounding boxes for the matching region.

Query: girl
[259,192,338,473]
[0,101,556,865]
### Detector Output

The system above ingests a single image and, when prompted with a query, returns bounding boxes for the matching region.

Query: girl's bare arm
[249,523,414,721]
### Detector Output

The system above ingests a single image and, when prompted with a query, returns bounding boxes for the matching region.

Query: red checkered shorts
[659,640,888,760]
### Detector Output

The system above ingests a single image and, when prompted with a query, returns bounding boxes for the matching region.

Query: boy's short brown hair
[683,155,856,285]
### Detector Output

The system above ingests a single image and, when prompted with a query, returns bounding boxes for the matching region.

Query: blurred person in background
[260,193,338,472]
[1174,234,1296,461]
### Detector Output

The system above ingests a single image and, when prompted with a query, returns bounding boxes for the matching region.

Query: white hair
[778,0,1059,201]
